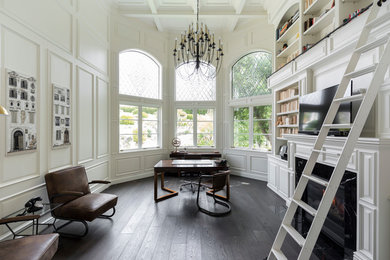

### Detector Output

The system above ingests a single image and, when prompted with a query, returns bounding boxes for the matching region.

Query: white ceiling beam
[120,11,267,18]
[145,0,164,31]
[229,0,247,31]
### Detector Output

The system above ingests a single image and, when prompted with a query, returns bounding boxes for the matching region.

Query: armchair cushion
[53,193,118,222]
[0,233,59,260]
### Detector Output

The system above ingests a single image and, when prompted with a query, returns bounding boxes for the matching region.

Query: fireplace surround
[294,157,357,259]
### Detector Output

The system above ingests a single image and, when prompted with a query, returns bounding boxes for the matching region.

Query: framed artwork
[6,70,37,153]
[52,84,71,147]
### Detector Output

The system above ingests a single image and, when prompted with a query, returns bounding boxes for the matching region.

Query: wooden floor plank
[50,175,310,260]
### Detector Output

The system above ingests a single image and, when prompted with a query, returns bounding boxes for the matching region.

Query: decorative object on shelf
[52,84,71,147]
[377,0,387,7]
[6,70,37,153]
[283,43,288,50]
[0,105,8,116]
[279,145,288,160]
[277,10,299,40]
[171,137,181,152]
[172,0,223,80]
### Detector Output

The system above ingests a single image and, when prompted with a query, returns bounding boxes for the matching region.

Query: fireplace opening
[294,157,357,259]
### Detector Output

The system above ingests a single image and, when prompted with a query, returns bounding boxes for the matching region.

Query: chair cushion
[0,233,59,260]
[54,193,118,222]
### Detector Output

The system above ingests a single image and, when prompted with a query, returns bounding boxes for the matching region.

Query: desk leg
[154,170,178,202]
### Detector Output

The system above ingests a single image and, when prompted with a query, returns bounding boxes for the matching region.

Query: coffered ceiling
[113,0,268,32]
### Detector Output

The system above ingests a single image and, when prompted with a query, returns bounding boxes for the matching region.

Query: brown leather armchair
[45,166,118,237]
[0,233,59,260]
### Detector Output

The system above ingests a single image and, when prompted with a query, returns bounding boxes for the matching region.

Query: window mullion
[249,106,253,149]
[138,105,142,149]
[193,108,197,147]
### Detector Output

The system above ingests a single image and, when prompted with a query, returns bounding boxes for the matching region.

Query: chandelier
[173,0,224,80]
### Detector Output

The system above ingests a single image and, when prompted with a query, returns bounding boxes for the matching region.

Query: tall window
[231,51,272,151]
[119,50,162,151]
[232,52,272,99]
[175,63,216,147]
[176,108,214,147]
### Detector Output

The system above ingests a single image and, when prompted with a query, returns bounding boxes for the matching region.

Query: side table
[0,203,62,238]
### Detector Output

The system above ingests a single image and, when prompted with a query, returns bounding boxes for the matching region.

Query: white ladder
[268,1,390,259]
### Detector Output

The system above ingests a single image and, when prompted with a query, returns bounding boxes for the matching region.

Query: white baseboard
[230,170,268,182]
[110,171,154,185]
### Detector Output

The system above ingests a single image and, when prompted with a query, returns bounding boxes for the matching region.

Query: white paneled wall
[0,0,110,238]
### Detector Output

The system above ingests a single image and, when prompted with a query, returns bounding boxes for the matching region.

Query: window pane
[119,51,160,99]
[197,122,213,133]
[253,135,272,151]
[177,134,193,146]
[176,63,216,101]
[254,120,271,134]
[177,122,193,135]
[142,134,158,148]
[142,107,158,120]
[234,134,249,148]
[120,135,138,150]
[233,121,249,134]
[197,109,214,121]
[233,107,249,120]
[177,109,193,121]
[120,105,138,119]
[142,121,158,134]
[197,134,214,146]
[232,52,272,99]
[254,105,272,119]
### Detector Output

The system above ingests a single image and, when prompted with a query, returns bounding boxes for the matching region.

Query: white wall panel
[144,34,166,54]
[117,23,140,44]
[78,22,108,74]
[86,161,109,181]
[3,28,39,76]
[2,154,38,183]
[77,0,108,42]
[77,67,94,163]
[3,0,72,52]
[97,78,109,158]
[225,154,246,170]
[250,156,268,173]
[48,53,72,170]
[116,157,141,175]
[144,154,165,170]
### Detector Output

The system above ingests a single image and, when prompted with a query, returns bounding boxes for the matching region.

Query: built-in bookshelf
[275,84,299,139]
[274,0,373,70]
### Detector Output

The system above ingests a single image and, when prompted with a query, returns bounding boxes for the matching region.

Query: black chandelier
[173,0,224,80]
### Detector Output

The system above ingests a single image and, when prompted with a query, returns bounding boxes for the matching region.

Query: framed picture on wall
[52,84,71,147]
[6,70,38,153]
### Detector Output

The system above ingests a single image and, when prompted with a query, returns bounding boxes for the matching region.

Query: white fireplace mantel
[268,134,390,260]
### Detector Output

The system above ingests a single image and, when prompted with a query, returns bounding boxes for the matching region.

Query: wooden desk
[169,151,221,159]
[154,160,229,203]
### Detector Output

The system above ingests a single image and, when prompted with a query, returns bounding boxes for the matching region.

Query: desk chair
[179,171,204,193]
[196,170,231,216]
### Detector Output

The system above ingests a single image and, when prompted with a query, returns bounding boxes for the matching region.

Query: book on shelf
[279,128,298,136]
[279,100,298,112]
[277,115,298,125]
[278,88,298,100]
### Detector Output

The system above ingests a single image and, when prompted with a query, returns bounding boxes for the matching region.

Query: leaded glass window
[119,51,161,99]
[232,52,272,99]
[175,63,216,101]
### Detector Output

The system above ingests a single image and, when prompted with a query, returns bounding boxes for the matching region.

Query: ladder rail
[299,39,390,259]
[268,2,388,259]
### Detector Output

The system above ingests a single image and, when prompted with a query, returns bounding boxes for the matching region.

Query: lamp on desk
[0,105,8,116]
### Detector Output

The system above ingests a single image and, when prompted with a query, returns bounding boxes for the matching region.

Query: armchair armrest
[88,180,111,185]
[50,191,84,201]
[0,215,39,225]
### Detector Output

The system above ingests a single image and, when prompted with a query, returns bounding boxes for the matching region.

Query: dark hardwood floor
[50,175,305,260]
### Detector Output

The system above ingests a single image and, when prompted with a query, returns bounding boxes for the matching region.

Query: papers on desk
[172,160,214,165]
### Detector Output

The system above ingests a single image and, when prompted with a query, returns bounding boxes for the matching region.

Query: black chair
[196,170,231,216]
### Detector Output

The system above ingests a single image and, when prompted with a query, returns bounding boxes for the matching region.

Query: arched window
[232,51,272,99]
[119,50,161,99]
[119,50,162,151]
[231,51,273,151]
[175,63,216,101]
